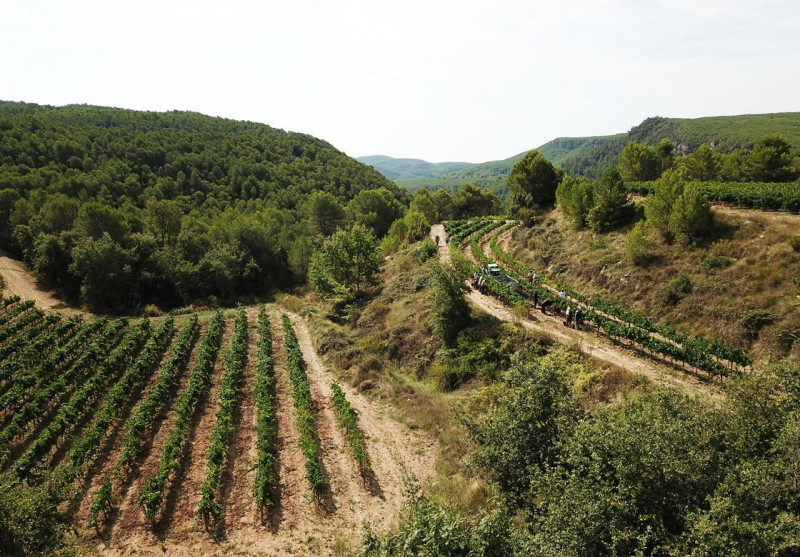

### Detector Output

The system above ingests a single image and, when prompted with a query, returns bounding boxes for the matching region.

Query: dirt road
[0,256,85,316]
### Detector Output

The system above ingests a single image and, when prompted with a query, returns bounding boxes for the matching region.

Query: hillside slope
[356,155,471,181]
[0,101,408,311]
[377,112,800,196]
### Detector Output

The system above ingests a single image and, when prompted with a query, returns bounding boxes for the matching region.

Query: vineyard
[626,180,800,212]
[445,218,753,381]
[0,299,435,555]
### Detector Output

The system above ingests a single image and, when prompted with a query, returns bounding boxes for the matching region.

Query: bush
[789,236,800,252]
[0,471,71,556]
[625,221,656,266]
[417,239,438,264]
[660,272,692,306]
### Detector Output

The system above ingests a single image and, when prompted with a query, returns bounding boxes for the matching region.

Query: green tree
[655,138,676,172]
[145,198,182,245]
[431,189,456,221]
[668,182,713,241]
[586,167,633,232]
[404,210,429,243]
[625,220,656,266]
[427,260,471,347]
[453,183,502,218]
[347,187,405,237]
[645,169,685,242]
[749,134,798,182]
[309,224,381,297]
[69,233,134,310]
[74,202,128,242]
[507,150,560,210]
[618,141,660,182]
[556,176,594,229]
[409,188,438,224]
[683,144,721,181]
[305,191,345,236]
[464,352,580,510]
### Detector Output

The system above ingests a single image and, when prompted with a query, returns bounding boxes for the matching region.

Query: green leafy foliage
[507,150,561,210]
[89,316,198,526]
[428,260,471,347]
[198,307,248,526]
[309,223,381,297]
[282,314,327,497]
[331,382,370,475]
[586,167,634,232]
[0,102,408,310]
[254,307,279,512]
[138,311,224,522]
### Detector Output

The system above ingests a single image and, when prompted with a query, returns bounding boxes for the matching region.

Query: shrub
[789,236,800,252]
[660,272,693,306]
[625,221,656,266]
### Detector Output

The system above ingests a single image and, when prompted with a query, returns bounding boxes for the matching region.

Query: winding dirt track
[431,223,723,399]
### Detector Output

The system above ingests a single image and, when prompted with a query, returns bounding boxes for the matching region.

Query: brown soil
[0,255,86,316]
[78,307,436,556]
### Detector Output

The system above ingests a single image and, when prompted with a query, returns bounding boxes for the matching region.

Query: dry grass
[509,206,800,364]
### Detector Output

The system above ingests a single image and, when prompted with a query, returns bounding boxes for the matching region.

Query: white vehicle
[486,263,501,276]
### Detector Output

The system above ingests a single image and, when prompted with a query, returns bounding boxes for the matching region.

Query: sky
[2,0,799,163]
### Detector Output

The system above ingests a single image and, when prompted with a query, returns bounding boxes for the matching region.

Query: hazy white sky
[2,0,799,162]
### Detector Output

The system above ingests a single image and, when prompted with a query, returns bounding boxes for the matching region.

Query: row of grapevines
[0,314,82,384]
[0,306,44,345]
[198,307,248,525]
[627,180,800,212]
[0,313,63,364]
[138,311,224,523]
[330,382,370,476]
[89,315,198,526]
[66,317,178,474]
[484,225,740,377]
[0,299,33,327]
[282,314,327,497]
[0,319,128,460]
[1,295,20,309]
[253,306,278,512]
[0,317,107,413]
[10,318,156,476]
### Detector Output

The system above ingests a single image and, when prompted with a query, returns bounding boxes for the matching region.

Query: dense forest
[0,102,412,311]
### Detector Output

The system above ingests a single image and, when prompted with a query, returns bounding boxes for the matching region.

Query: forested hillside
[356,155,470,181]
[376,112,800,196]
[0,102,408,311]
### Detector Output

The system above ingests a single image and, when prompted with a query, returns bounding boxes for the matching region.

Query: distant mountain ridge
[363,111,800,197]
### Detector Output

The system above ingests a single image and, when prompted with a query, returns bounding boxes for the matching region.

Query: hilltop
[363,111,800,196]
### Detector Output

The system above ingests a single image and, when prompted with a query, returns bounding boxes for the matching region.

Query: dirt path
[431,223,451,264]
[87,307,436,556]
[437,224,722,399]
[0,256,85,316]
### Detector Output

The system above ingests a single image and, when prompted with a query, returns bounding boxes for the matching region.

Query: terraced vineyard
[0,299,436,555]
[446,219,753,381]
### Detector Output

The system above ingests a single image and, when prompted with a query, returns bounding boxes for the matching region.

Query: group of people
[434,235,450,247]
[563,304,584,329]
[472,272,487,294]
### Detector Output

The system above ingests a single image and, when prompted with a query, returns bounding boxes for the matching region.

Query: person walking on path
[564,306,572,327]
[533,290,539,308]
[574,306,582,329]
[541,299,551,314]
[435,235,440,246]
